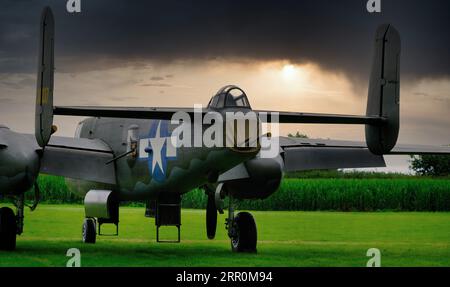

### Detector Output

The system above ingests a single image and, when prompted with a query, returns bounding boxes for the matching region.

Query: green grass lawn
[0,204,449,267]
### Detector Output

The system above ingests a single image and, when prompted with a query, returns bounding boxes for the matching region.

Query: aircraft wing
[38,136,116,184]
[278,137,450,172]
[389,144,450,155]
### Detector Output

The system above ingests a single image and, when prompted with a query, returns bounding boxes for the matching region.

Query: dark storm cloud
[0,0,449,79]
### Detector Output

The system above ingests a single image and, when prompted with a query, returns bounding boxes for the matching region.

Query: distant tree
[410,153,450,176]
[288,131,309,138]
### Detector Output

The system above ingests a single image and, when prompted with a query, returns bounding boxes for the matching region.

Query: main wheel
[0,207,17,251]
[206,193,217,239]
[230,212,257,253]
[82,218,96,244]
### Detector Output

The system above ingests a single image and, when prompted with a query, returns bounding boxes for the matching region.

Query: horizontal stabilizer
[256,111,386,125]
[54,106,206,120]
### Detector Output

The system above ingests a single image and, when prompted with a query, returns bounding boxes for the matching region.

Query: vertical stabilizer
[35,7,55,147]
[365,24,401,155]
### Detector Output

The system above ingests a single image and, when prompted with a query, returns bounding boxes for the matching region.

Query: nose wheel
[204,185,258,253]
[226,196,257,253]
[229,211,257,253]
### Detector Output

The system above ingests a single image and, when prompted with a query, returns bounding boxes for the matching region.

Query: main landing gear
[0,192,29,251]
[0,207,17,250]
[81,190,119,244]
[205,184,258,253]
[82,218,96,244]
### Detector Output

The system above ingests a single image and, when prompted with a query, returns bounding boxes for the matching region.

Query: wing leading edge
[278,137,450,172]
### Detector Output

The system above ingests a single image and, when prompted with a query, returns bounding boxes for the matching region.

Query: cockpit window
[217,93,225,108]
[208,85,251,109]
[225,89,249,107]
[210,95,219,107]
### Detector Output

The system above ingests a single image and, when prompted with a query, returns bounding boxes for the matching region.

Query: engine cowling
[226,156,283,200]
[0,127,40,195]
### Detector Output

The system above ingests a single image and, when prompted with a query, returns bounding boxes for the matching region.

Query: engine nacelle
[226,157,283,200]
[84,190,118,220]
[0,126,40,195]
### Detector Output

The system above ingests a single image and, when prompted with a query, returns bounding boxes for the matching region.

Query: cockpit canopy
[207,85,251,109]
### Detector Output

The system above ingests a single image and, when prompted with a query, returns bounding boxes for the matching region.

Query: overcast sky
[0,0,449,173]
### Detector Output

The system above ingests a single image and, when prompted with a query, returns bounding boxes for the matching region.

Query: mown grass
[0,205,449,267]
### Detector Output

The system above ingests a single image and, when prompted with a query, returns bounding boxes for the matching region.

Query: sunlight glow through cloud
[282,64,297,81]
[0,59,448,173]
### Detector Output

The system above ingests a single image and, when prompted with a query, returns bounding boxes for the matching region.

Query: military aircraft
[1,7,449,252]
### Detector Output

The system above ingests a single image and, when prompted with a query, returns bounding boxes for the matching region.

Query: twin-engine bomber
[1,7,449,252]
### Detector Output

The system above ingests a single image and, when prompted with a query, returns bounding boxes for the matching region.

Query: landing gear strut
[0,185,40,251]
[226,196,257,253]
[15,194,25,235]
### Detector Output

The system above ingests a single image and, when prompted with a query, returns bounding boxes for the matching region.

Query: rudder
[365,24,401,155]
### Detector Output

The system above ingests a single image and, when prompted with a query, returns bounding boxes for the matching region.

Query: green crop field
[0,205,449,267]
[20,175,450,211]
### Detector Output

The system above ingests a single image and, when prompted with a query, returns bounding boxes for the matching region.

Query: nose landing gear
[204,184,258,253]
[228,211,257,253]
[226,196,257,253]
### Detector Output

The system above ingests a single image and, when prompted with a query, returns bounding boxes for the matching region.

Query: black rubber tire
[206,193,217,240]
[82,218,96,244]
[231,212,257,253]
[0,207,17,251]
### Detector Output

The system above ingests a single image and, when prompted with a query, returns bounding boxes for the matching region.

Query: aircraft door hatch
[155,195,181,243]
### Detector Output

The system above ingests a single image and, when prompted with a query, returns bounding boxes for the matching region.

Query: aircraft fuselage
[69,117,259,201]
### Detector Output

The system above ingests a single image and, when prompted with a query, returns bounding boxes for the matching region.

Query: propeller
[206,192,217,240]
